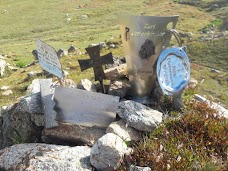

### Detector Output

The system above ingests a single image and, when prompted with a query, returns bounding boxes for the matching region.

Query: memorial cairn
[0,16,190,171]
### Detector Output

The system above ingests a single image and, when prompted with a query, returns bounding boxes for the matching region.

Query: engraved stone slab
[156,47,190,95]
[54,87,120,128]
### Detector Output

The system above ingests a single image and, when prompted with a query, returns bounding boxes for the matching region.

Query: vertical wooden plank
[40,79,58,128]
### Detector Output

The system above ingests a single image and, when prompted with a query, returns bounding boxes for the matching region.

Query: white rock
[106,119,141,141]
[0,59,7,76]
[27,79,41,94]
[129,165,152,171]
[194,94,228,119]
[2,90,13,96]
[187,78,198,89]
[90,133,128,171]
[0,86,9,91]
[117,100,163,132]
[0,143,92,171]
[77,79,97,92]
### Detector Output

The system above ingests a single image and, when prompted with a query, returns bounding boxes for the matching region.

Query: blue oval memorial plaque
[156,47,190,95]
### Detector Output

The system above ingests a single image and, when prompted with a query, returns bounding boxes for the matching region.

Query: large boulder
[0,143,92,171]
[1,102,44,148]
[90,133,128,171]
[106,119,141,141]
[117,100,163,132]
[42,122,106,146]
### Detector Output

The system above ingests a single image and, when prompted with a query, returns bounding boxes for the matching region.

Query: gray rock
[81,14,89,20]
[105,56,126,69]
[129,165,152,171]
[0,143,92,171]
[19,93,43,114]
[42,122,106,146]
[68,45,76,53]
[1,103,43,148]
[117,100,163,132]
[106,119,141,141]
[2,90,13,96]
[0,59,7,76]
[77,79,97,92]
[90,133,128,171]
[104,63,128,80]
[108,80,130,98]
[32,49,38,59]
[57,49,68,58]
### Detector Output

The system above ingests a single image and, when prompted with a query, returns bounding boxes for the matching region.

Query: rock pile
[0,71,164,170]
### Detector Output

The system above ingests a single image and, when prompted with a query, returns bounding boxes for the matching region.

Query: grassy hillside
[0,0,227,106]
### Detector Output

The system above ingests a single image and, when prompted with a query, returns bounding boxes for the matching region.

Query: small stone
[81,14,89,20]
[105,63,128,80]
[187,78,198,89]
[0,86,9,91]
[117,100,163,132]
[211,69,221,73]
[129,165,152,171]
[57,49,68,58]
[7,65,18,71]
[109,43,116,48]
[77,79,97,92]
[108,80,130,98]
[106,119,141,141]
[0,59,7,76]
[27,71,36,77]
[68,45,76,53]
[32,50,38,59]
[63,70,69,77]
[90,133,128,171]
[2,90,13,96]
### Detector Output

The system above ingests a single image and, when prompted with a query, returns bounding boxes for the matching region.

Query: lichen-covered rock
[0,143,92,171]
[1,103,44,149]
[117,100,163,132]
[106,120,140,141]
[90,133,128,171]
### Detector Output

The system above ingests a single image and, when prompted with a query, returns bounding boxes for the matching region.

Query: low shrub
[120,101,227,170]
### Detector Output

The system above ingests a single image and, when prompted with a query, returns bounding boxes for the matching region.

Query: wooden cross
[78,45,114,93]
